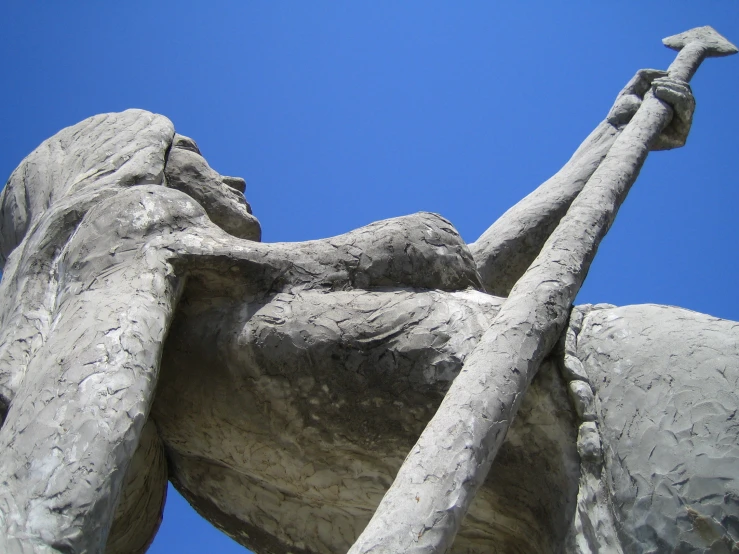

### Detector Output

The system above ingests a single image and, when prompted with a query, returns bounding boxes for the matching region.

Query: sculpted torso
[0,69,737,554]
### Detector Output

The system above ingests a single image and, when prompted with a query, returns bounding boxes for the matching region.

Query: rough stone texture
[0,30,735,553]
[1,107,573,553]
[468,68,694,296]
[154,289,580,553]
[105,420,167,554]
[561,304,624,554]
[574,305,739,553]
[347,32,707,553]
[165,136,261,241]
[0,110,180,554]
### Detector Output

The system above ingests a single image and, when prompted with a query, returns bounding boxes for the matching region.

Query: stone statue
[0,26,736,554]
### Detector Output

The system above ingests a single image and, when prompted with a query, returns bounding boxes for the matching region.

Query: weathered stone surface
[0,27,735,554]
[574,305,739,553]
[568,381,596,421]
[348,29,709,552]
[154,289,580,553]
[164,138,261,241]
[105,420,167,554]
[0,110,178,554]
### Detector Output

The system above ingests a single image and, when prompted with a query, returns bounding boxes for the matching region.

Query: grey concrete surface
[0,27,735,554]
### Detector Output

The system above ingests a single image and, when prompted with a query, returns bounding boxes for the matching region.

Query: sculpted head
[0,110,261,273]
[165,133,262,242]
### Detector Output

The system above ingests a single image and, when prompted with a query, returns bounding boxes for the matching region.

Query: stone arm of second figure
[470,70,695,296]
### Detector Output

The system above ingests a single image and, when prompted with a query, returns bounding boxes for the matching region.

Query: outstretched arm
[470,70,694,296]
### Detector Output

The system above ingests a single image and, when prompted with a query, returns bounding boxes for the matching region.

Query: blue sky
[1,3,737,553]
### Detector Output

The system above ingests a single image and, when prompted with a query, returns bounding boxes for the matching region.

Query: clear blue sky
[1,3,737,553]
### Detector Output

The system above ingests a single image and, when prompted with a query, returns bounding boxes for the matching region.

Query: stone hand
[606,69,695,150]
[650,76,695,150]
[607,68,667,127]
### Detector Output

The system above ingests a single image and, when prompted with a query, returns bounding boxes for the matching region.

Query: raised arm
[470,70,694,296]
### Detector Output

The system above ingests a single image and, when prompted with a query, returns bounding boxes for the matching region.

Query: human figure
[0,71,696,553]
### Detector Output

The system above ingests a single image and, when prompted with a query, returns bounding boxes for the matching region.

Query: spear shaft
[348,26,737,554]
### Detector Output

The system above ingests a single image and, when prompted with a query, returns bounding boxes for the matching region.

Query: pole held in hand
[348,26,737,554]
